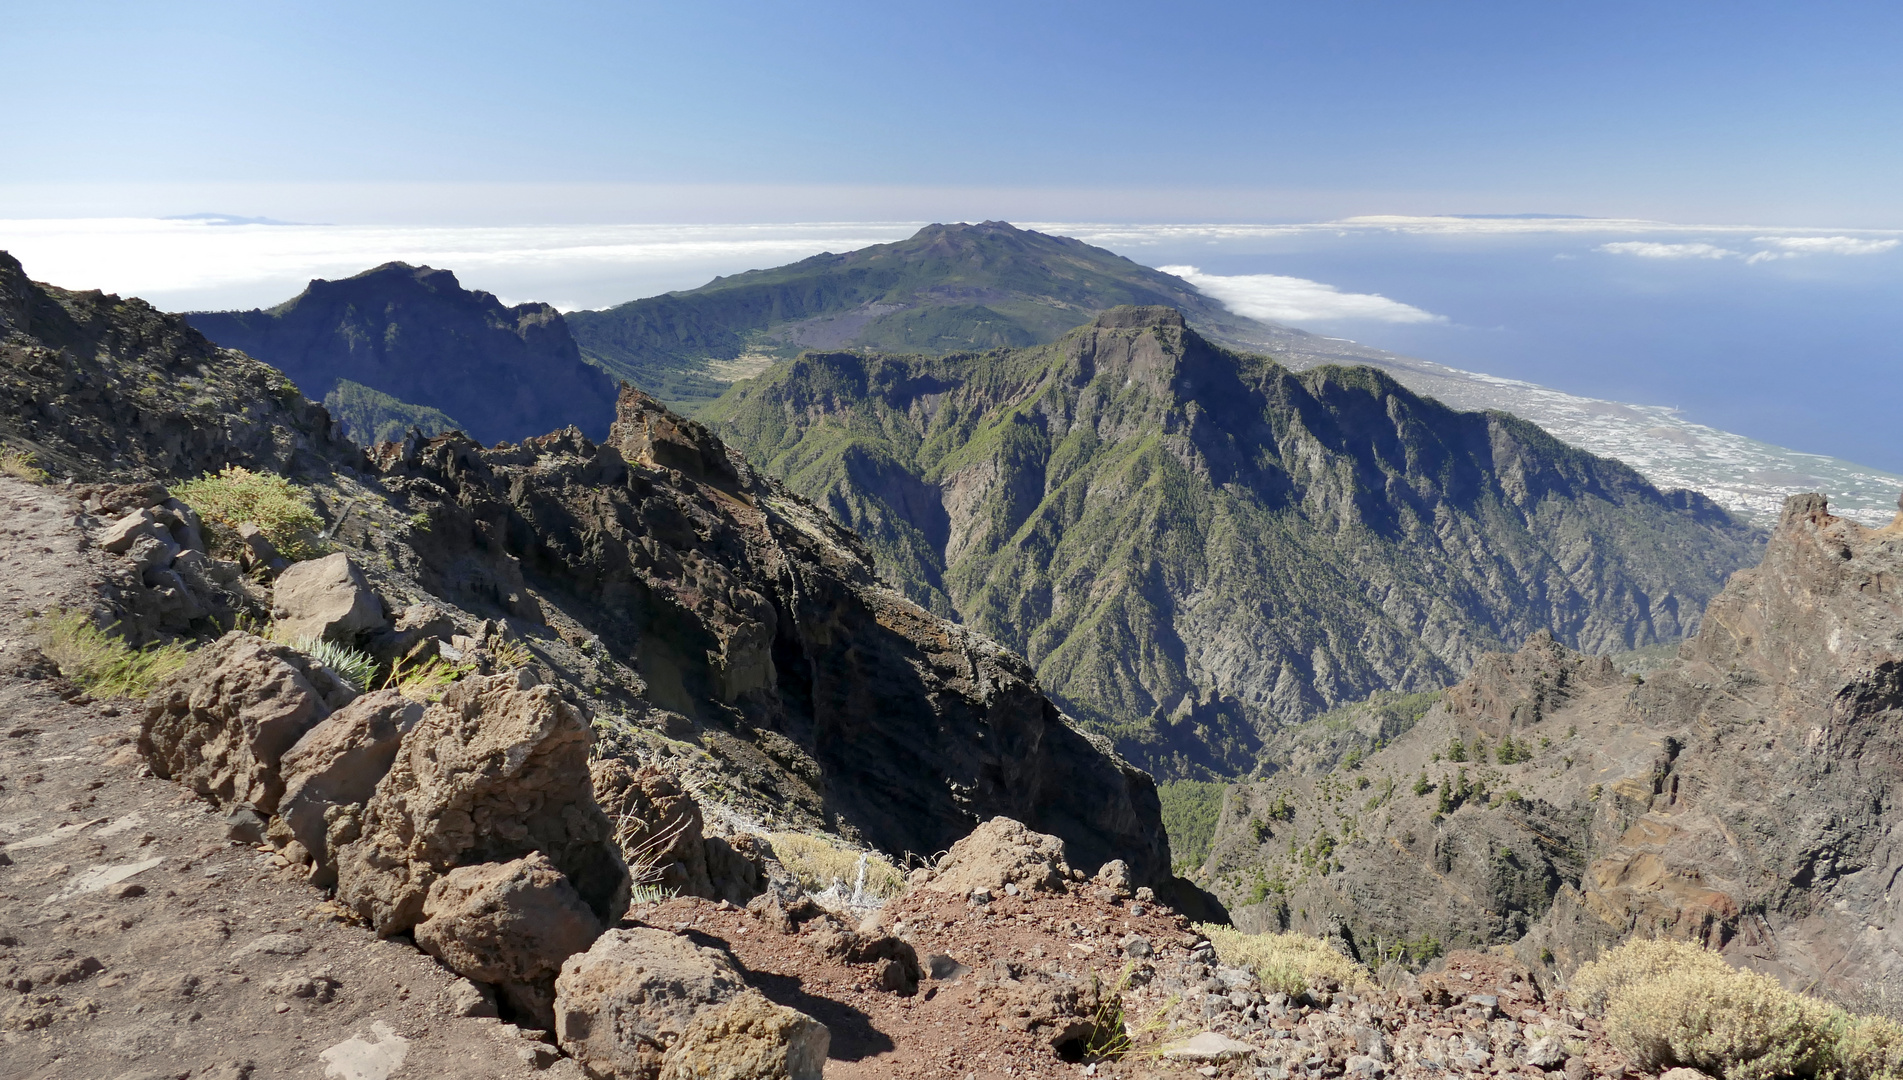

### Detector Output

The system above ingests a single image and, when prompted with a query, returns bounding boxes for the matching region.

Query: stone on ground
[554,927,748,1080]
[657,988,827,1080]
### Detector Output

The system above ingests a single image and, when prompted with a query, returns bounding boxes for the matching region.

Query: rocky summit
[187,261,621,446]
[1200,490,1903,1006]
[706,305,1765,779]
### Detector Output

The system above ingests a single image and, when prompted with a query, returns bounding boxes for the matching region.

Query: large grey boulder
[413,853,604,1031]
[333,669,629,936]
[274,689,422,882]
[554,927,748,1080]
[139,632,355,813]
[272,552,387,642]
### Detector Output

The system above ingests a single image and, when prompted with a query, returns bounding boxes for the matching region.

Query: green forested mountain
[566,221,1270,412]
[703,307,1764,780]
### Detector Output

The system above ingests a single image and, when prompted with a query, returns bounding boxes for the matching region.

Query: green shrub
[1197,923,1372,998]
[1572,939,1903,1080]
[34,611,189,699]
[767,831,905,900]
[284,635,378,692]
[171,466,324,560]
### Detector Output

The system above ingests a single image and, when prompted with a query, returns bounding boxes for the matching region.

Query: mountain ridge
[565,221,1274,412]
[187,261,620,446]
[705,305,1765,779]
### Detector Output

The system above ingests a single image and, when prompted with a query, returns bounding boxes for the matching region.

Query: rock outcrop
[374,386,1171,885]
[1201,492,1903,1007]
[922,816,1077,897]
[140,632,358,814]
[335,669,629,935]
[272,689,423,881]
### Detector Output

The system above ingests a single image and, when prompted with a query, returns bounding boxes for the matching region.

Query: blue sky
[6,1,1903,224]
[5,3,1902,472]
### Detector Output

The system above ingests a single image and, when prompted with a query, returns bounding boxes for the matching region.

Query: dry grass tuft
[34,610,189,699]
[1572,938,1903,1080]
[171,466,324,560]
[1196,924,1373,998]
[767,831,906,900]
[0,447,49,483]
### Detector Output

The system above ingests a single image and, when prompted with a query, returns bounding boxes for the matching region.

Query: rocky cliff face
[0,251,1170,886]
[187,262,620,446]
[1200,492,1903,1005]
[371,387,1168,882]
[707,306,1766,779]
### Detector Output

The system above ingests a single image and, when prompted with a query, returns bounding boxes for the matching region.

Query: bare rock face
[272,552,387,643]
[1441,628,1620,727]
[140,632,356,813]
[926,817,1074,896]
[413,853,604,1030]
[656,988,828,1080]
[554,927,748,1080]
[273,689,422,882]
[333,669,629,936]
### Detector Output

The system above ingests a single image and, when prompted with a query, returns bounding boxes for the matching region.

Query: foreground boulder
[657,989,827,1080]
[140,632,357,813]
[413,853,603,1030]
[272,689,422,881]
[554,927,755,1080]
[334,669,630,935]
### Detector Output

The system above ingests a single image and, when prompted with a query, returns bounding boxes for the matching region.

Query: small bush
[171,466,324,559]
[1572,939,1903,1080]
[384,654,472,703]
[34,611,189,699]
[1197,923,1372,998]
[767,831,905,900]
[284,635,379,692]
[0,447,49,483]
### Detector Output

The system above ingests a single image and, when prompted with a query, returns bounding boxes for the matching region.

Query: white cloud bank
[1597,235,1900,265]
[1159,265,1446,325]
[1596,241,1740,260]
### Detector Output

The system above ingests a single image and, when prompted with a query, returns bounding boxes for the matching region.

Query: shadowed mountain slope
[188,262,619,445]
[704,306,1766,779]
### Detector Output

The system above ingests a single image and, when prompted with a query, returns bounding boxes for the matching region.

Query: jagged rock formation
[566,220,1273,411]
[1200,492,1903,1006]
[707,305,1765,778]
[187,262,619,445]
